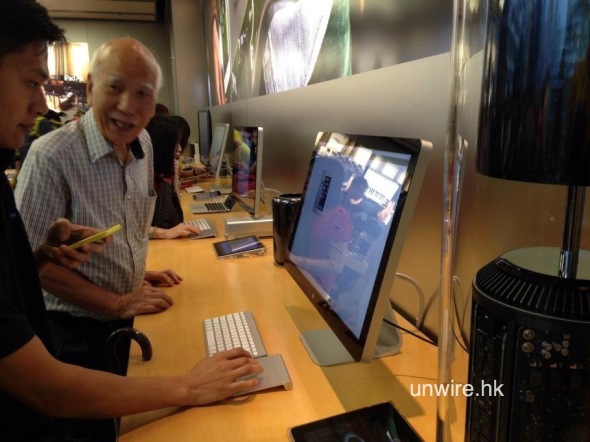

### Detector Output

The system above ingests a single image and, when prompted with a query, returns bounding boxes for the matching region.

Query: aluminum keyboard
[186,218,213,231]
[204,311,267,358]
[185,184,204,194]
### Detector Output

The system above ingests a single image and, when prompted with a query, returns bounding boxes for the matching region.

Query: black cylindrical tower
[468,250,590,441]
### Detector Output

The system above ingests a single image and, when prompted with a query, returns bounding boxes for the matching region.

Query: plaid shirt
[15,109,156,320]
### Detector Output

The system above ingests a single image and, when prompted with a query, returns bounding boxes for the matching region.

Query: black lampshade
[476,0,590,186]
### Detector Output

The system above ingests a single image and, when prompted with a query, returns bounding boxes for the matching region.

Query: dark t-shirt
[0,149,66,440]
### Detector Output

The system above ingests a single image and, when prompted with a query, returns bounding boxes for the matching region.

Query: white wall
[168,0,210,145]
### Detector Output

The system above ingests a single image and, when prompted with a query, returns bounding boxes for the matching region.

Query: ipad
[288,401,423,442]
[213,235,266,259]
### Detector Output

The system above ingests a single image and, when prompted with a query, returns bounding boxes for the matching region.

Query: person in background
[146,113,201,238]
[0,2,262,441]
[12,108,62,169]
[64,108,86,124]
[155,102,170,115]
[176,114,207,178]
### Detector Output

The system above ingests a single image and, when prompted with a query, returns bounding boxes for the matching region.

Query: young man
[0,1,261,440]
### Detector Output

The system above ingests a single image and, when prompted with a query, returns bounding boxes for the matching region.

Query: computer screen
[197,109,212,161]
[231,126,264,218]
[208,123,230,179]
[285,132,431,366]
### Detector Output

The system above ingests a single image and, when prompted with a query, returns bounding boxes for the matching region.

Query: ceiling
[38,0,163,22]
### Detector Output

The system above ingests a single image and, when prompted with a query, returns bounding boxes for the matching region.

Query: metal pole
[559,185,586,279]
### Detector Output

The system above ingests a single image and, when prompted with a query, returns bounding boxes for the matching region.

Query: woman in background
[146,114,200,239]
[176,115,207,179]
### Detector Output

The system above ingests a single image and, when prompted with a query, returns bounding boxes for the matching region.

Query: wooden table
[119,184,448,442]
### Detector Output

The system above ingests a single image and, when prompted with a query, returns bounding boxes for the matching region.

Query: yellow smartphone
[69,224,122,249]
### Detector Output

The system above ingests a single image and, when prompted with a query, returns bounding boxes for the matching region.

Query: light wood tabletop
[119,183,454,442]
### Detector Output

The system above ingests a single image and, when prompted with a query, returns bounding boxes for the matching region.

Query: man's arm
[0,336,262,419]
[41,265,173,319]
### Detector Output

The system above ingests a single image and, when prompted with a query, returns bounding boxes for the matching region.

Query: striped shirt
[15,109,156,320]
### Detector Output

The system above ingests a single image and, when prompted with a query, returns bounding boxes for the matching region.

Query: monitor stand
[300,305,402,366]
[224,214,273,239]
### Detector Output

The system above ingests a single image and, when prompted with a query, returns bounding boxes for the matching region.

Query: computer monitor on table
[208,123,230,179]
[285,132,431,366]
[197,109,212,162]
[223,126,273,239]
[231,126,265,218]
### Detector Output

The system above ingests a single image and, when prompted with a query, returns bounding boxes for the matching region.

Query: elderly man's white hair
[88,37,163,94]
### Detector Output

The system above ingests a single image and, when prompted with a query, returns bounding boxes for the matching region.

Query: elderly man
[17,37,183,371]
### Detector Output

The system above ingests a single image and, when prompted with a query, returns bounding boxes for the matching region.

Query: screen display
[231,126,264,217]
[209,123,229,176]
[288,133,413,340]
[289,402,422,442]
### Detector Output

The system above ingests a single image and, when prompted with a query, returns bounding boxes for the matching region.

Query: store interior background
[43,0,576,362]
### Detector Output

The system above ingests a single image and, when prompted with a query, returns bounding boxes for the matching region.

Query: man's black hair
[0,0,65,61]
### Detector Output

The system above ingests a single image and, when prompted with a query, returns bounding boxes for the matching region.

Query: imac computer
[197,109,212,162]
[224,126,273,239]
[207,123,230,179]
[285,132,431,366]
